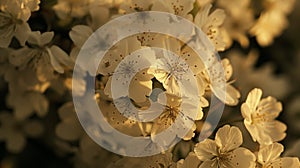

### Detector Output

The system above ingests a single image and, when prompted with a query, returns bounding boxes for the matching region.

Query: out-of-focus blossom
[256,143,299,167]
[0,0,32,47]
[74,134,120,168]
[250,10,287,47]
[4,66,49,120]
[1,0,40,12]
[217,0,254,48]
[241,88,287,145]
[0,112,43,153]
[55,102,84,141]
[4,64,49,93]
[87,1,111,30]
[53,0,91,19]
[250,0,295,46]
[229,50,289,99]
[194,4,226,51]
[69,25,94,96]
[7,90,49,120]
[9,31,74,82]
[69,25,93,72]
[0,0,298,166]
[0,48,11,77]
[69,25,93,49]
[194,125,256,168]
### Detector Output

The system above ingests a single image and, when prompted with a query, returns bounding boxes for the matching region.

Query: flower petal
[14,22,31,46]
[245,88,263,112]
[270,157,300,168]
[225,84,241,106]
[69,25,93,47]
[258,143,284,164]
[28,92,49,117]
[224,147,256,168]
[48,45,73,73]
[215,125,243,152]
[194,139,218,161]
[40,31,55,46]
[9,47,36,66]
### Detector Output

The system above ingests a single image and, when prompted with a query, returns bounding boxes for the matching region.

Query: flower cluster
[0,0,299,168]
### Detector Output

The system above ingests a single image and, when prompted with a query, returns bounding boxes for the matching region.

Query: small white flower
[101,39,154,103]
[194,125,256,168]
[256,143,300,168]
[241,88,287,145]
[150,93,200,142]
[0,112,43,153]
[152,49,201,99]
[194,4,226,51]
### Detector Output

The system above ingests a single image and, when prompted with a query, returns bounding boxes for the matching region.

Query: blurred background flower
[0,0,299,167]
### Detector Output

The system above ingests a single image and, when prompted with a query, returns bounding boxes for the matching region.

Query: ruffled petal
[194,139,218,161]
[258,143,284,164]
[245,88,263,112]
[224,147,256,168]
[215,125,243,152]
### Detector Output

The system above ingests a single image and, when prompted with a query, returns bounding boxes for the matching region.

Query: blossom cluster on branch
[0,0,299,167]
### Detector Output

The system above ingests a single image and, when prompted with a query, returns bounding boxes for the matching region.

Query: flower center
[251,106,275,124]
[160,106,180,126]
